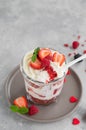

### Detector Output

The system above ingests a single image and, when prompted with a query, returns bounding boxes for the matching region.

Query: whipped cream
[23,50,65,83]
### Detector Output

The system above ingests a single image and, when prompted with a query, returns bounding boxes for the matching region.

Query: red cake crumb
[73,52,77,55]
[83,50,86,54]
[64,44,69,47]
[67,70,71,75]
[72,118,80,125]
[68,53,72,56]
[64,78,66,83]
[81,44,84,47]
[46,80,49,83]
[69,96,78,103]
[77,35,81,40]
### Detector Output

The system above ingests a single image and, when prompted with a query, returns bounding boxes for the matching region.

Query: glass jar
[20,58,66,105]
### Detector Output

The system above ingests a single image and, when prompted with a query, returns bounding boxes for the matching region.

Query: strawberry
[30,58,42,69]
[69,96,78,103]
[72,41,79,49]
[38,48,51,60]
[72,118,80,125]
[52,52,66,66]
[52,52,59,62]
[13,96,28,108]
[29,105,39,115]
[58,54,66,66]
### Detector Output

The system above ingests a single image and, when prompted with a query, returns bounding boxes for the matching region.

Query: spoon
[62,54,86,72]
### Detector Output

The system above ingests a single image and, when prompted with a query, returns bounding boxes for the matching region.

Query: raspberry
[72,118,80,125]
[69,96,78,103]
[72,41,80,49]
[29,105,39,115]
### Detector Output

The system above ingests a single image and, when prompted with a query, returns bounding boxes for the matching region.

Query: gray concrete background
[0,0,86,129]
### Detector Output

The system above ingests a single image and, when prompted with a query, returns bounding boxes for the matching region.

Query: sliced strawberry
[52,52,59,62]
[38,48,51,60]
[52,52,66,66]
[29,105,39,115]
[57,54,65,66]
[13,96,28,108]
[30,58,42,69]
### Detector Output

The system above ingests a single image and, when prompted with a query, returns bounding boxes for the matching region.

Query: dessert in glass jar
[20,47,66,105]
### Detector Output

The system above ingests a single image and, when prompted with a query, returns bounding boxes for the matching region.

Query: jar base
[26,93,60,105]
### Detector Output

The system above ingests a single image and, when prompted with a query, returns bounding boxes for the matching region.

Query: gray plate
[5,66,82,122]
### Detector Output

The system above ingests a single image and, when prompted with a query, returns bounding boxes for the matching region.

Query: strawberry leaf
[31,47,40,62]
[10,105,19,112]
[31,54,37,62]
[10,105,29,114]
[18,107,29,114]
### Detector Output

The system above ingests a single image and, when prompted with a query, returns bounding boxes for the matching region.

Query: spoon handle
[64,54,86,70]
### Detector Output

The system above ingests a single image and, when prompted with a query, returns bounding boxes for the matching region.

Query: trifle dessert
[20,47,66,105]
